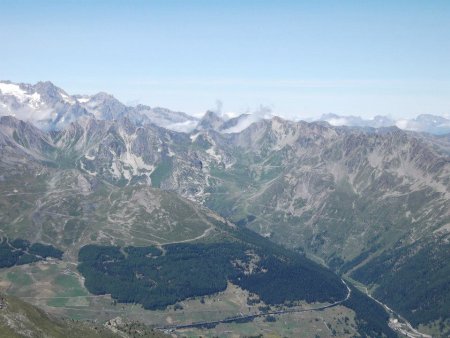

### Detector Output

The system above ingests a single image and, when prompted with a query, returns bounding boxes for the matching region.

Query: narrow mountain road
[156,205,217,245]
[161,225,215,245]
[155,279,351,333]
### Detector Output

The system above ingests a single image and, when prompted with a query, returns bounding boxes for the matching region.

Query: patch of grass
[150,157,173,188]
[7,271,33,287]
[46,297,69,308]
[54,275,88,296]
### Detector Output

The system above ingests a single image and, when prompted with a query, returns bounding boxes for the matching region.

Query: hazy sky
[1,0,449,119]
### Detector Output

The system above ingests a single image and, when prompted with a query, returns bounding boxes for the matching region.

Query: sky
[0,0,449,119]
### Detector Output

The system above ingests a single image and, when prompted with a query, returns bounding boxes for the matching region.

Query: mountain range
[1,80,450,337]
[317,113,450,135]
[2,80,449,135]
[0,80,198,132]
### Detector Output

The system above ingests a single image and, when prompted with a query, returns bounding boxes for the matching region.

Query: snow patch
[29,92,42,108]
[206,146,222,162]
[77,97,90,103]
[0,83,27,100]
[190,132,200,142]
[60,92,75,104]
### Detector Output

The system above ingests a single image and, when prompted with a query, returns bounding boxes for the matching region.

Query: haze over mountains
[1,80,449,136]
[317,113,450,135]
[1,80,450,337]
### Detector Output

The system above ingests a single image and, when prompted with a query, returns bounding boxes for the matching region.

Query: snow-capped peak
[0,80,199,132]
[0,82,28,100]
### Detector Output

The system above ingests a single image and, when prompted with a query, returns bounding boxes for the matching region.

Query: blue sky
[1,0,449,118]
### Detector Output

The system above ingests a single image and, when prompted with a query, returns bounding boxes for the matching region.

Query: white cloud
[165,120,198,133]
[222,105,273,134]
[326,117,350,126]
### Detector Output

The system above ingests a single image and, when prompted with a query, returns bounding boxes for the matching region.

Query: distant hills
[317,112,450,135]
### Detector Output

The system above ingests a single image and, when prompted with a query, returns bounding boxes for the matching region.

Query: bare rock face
[196,110,225,131]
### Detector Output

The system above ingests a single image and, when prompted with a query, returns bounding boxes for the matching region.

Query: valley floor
[0,260,360,337]
[345,277,433,338]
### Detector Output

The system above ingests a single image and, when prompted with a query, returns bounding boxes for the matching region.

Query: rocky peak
[197,110,225,131]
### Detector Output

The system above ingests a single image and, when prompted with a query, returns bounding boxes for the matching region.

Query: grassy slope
[0,170,220,258]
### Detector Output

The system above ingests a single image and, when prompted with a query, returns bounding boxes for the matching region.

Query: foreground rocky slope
[0,294,167,338]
